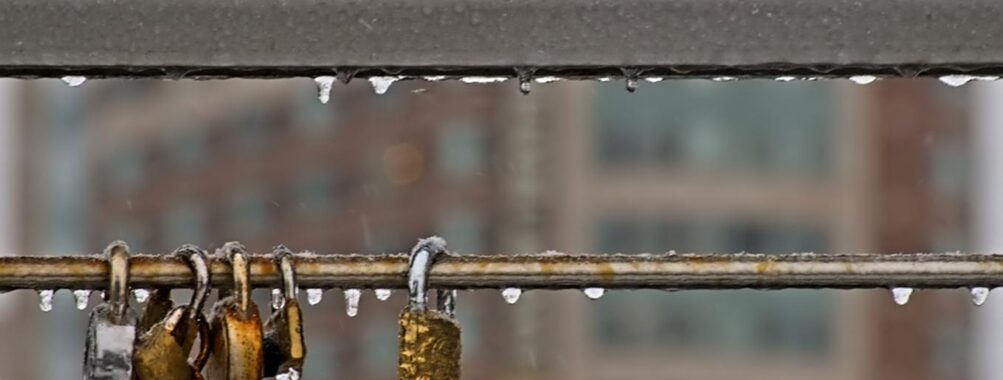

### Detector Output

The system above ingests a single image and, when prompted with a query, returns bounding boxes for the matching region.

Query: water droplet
[502,288,522,304]
[583,287,605,300]
[368,76,400,95]
[61,76,86,87]
[313,76,335,104]
[375,289,392,301]
[625,78,639,92]
[891,287,913,305]
[306,288,324,305]
[518,78,532,94]
[849,75,878,85]
[72,290,91,310]
[643,77,664,83]
[423,75,447,81]
[132,289,150,303]
[597,77,612,82]
[938,75,1000,87]
[775,76,797,82]
[271,288,285,309]
[972,287,990,306]
[39,290,54,312]
[276,368,300,380]
[712,76,737,82]
[534,76,560,84]
[460,76,508,84]
[344,289,361,317]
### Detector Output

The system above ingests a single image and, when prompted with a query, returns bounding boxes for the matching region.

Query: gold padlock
[134,245,212,380]
[262,246,306,378]
[205,242,264,380]
[398,237,461,380]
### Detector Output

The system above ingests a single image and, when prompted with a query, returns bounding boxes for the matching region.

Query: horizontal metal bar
[0,253,1000,291]
[2,0,1003,78]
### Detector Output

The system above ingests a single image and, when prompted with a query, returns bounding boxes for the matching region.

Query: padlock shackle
[103,241,130,323]
[221,241,251,314]
[406,237,447,314]
[175,245,210,321]
[272,245,297,302]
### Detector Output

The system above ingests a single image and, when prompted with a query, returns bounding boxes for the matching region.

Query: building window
[592,217,832,356]
[167,125,208,170]
[226,187,271,236]
[593,80,832,176]
[163,201,207,247]
[295,87,338,134]
[105,145,146,194]
[437,209,484,253]
[437,121,485,180]
[293,169,336,218]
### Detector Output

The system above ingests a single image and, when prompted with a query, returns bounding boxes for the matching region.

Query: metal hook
[174,244,210,321]
[406,236,448,313]
[104,241,130,323]
[221,241,250,314]
[272,245,297,304]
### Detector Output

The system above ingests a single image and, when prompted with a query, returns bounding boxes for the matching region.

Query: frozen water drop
[61,76,87,87]
[276,368,300,380]
[375,288,392,301]
[502,288,522,304]
[583,287,605,300]
[891,287,913,305]
[39,290,54,312]
[72,290,91,310]
[534,76,560,84]
[775,76,797,82]
[460,76,508,84]
[849,75,878,85]
[344,289,361,317]
[625,78,639,92]
[518,79,532,94]
[597,77,612,82]
[972,287,990,306]
[939,75,973,87]
[306,288,323,305]
[271,288,285,309]
[313,76,335,104]
[712,76,737,82]
[368,76,399,95]
[132,289,150,303]
[423,75,447,81]
[644,77,664,83]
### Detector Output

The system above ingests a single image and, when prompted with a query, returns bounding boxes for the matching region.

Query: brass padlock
[205,242,264,380]
[398,237,461,380]
[83,241,138,380]
[134,245,212,380]
[262,246,306,378]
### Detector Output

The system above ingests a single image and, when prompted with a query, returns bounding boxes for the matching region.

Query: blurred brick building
[7,77,974,380]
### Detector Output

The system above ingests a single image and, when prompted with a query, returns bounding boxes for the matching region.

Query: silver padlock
[83,241,138,380]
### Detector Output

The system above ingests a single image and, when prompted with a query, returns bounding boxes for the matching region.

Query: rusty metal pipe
[0,253,1000,291]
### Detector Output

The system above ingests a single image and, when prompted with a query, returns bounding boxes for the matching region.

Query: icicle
[306,288,324,305]
[132,289,150,303]
[72,290,91,310]
[344,289,361,317]
[368,76,400,95]
[39,290,54,312]
[891,287,913,305]
[374,288,392,301]
[501,288,522,304]
[583,287,605,300]
[849,75,878,85]
[971,287,990,306]
[271,288,285,309]
[61,76,87,87]
[313,76,335,104]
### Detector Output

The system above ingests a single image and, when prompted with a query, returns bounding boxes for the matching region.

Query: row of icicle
[31,285,988,314]
[53,72,1000,102]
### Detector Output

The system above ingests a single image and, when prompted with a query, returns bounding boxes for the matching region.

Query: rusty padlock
[133,245,212,380]
[83,241,138,380]
[398,237,462,380]
[205,242,264,380]
[262,246,306,379]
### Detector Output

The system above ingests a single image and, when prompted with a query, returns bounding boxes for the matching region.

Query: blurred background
[0,77,995,379]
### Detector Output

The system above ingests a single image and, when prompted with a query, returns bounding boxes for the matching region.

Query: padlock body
[134,306,200,380]
[83,304,137,380]
[206,297,263,380]
[398,309,461,380]
[263,299,305,376]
